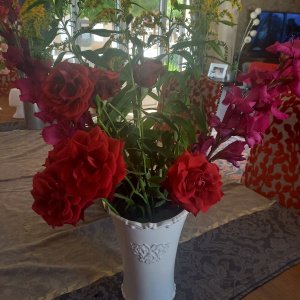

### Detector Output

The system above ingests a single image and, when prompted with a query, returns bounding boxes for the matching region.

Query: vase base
[121,283,176,300]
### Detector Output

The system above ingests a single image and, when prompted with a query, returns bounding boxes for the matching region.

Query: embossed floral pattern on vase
[130,242,170,264]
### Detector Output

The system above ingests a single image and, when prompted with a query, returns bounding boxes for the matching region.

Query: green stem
[102,198,119,215]
[61,19,85,64]
[95,99,110,133]
[120,30,152,218]
[107,102,128,123]
[102,105,118,136]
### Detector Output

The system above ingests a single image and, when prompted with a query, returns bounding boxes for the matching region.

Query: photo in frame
[207,63,228,79]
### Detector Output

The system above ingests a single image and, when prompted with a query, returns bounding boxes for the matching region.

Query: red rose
[32,127,126,226]
[31,167,90,227]
[133,59,165,88]
[89,68,121,101]
[163,151,223,215]
[37,61,94,123]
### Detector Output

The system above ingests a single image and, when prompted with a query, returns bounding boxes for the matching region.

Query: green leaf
[190,104,208,133]
[80,50,103,66]
[127,171,146,176]
[172,2,191,10]
[142,116,156,131]
[170,115,196,143]
[137,205,146,216]
[54,51,68,65]
[219,20,237,27]
[147,34,169,47]
[73,28,120,40]
[54,0,67,19]
[119,63,132,82]
[129,1,147,11]
[172,50,194,66]
[126,14,134,26]
[101,198,119,215]
[148,91,160,102]
[43,25,60,46]
[154,199,167,208]
[82,47,129,69]
[24,0,48,12]
[148,176,163,186]
[154,53,168,61]
[171,39,205,52]
[162,99,190,115]
[114,193,135,204]
[129,36,144,51]
[145,112,179,133]
[109,86,138,120]
[206,40,225,60]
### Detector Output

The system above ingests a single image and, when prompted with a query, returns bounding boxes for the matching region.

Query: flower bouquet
[1,0,299,298]
[0,0,296,225]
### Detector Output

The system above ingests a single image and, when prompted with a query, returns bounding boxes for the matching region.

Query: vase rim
[109,209,189,230]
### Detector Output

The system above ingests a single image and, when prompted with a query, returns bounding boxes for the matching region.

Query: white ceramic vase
[110,209,188,300]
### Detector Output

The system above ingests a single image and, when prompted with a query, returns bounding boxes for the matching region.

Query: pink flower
[42,112,95,145]
[11,49,51,104]
[211,105,245,138]
[211,105,269,147]
[244,114,269,146]
[266,38,300,59]
[16,59,51,103]
[2,45,23,69]
[240,68,289,122]
[192,133,215,155]
[42,122,77,146]
[223,85,255,113]
[286,59,300,97]
[210,140,247,167]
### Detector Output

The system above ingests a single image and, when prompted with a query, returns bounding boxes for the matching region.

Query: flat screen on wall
[250,11,300,52]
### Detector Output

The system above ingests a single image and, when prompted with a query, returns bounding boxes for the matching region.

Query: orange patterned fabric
[242,95,300,211]
[158,74,222,131]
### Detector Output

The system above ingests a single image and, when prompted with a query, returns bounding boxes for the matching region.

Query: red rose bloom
[89,68,121,101]
[163,151,223,215]
[133,59,165,88]
[32,127,126,226]
[37,61,94,123]
[31,167,89,227]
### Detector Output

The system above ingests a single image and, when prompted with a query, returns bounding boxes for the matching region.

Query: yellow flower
[20,0,49,39]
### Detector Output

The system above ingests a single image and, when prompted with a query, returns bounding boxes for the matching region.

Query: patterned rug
[56,203,300,300]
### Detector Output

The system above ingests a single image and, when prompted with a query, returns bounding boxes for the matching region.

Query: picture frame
[207,63,228,79]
